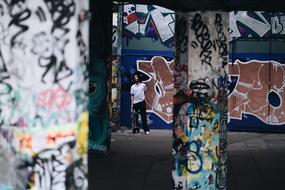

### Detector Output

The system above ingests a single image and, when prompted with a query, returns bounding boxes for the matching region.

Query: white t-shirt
[130,83,146,104]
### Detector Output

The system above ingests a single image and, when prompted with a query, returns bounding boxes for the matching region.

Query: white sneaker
[146,131,150,135]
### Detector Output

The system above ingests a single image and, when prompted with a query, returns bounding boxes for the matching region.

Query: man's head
[133,74,139,83]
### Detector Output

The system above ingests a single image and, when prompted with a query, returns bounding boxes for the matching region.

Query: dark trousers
[133,100,149,132]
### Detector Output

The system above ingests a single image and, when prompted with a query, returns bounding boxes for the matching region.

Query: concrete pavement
[89,130,285,190]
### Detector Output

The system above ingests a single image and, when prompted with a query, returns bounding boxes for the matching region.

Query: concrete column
[173,11,229,190]
[0,0,89,189]
[88,0,112,153]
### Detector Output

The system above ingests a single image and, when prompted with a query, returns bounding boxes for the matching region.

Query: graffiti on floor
[173,12,228,190]
[137,56,174,123]
[229,60,285,125]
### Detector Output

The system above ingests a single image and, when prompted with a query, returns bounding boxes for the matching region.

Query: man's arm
[130,85,134,108]
[131,95,134,107]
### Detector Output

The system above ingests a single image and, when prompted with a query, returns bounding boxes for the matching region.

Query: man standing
[130,74,150,134]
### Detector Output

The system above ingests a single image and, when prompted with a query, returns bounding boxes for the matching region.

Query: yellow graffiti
[76,112,89,155]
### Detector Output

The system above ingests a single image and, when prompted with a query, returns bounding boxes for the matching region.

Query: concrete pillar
[0,0,89,189]
[173,11,229,190]
[88,0,112,153]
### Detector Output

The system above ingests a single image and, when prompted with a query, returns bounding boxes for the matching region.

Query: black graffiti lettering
[76,30,88,81]
[0,3,4,16]
[28,141,79,190]
[8,1,31,47]
[35,6,46,22]
[44,0,75,36]
[66,159,87,189]
[215,14,228,67]
[0,49,13,123]
[200,48,213,67]
[39,53,73,91]
[191,13,213,68]
[176,15,188,61]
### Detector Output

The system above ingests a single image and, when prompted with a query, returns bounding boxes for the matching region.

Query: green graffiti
[88,59,110,152]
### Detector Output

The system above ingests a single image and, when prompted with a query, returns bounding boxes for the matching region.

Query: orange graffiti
[229,60,285,124]
[137,56,174,123]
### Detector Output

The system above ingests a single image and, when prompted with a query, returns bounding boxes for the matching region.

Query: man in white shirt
[130,74,150,134]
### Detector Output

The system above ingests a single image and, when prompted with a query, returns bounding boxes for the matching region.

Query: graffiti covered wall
[123,4,175,51]
[88,0,112,152]
[173,12,228,190]
[120,55,175,129]
[0,0,89,189]
[228,11,285,132]
[229,11,285,40]
[120,4,175,129]
[110,10,122,132]
[229,60,285,124]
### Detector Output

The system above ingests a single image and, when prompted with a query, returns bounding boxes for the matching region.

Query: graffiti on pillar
[173,12,228,190]
[229,60,285,125]
[137,56,174,123]
[229,11,285,40]
[113,13,118,49]
[123,4,175,49]
[89,60,109,152]
[174,14,189,94]
[27,139,87,190]
[0,0,89,189]
[110,56,120,131]
[88,1,112,152]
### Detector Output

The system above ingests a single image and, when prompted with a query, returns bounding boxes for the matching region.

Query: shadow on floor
[88,130,173,190]
[88,130,285,190]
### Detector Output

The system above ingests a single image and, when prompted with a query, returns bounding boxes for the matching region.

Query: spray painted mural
[0,0,88,189]
[228,11,285,131]
[88,1,112,153]
[123,4,175,50]
[137,56,174,123]
[229,11,285,40]
[229,60,285,125]
[120,55,174,129]
[120,4,175,129]
[110,56,120,131]
[110,11,121,132]
[173,12,228,190]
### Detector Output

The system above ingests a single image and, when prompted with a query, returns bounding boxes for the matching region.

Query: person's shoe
[136,128,140,133]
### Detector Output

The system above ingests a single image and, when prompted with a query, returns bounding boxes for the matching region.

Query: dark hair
[133,73,141,83]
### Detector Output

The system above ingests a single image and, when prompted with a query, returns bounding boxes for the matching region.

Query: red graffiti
[47,130,75,145]
[229,60,285,124]
[137,56,174,123]
[37,86,72,110]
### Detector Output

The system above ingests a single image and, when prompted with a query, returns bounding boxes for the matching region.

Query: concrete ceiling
[116,0,285,11]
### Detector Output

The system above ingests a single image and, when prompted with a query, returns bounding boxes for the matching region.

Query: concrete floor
[89,130,285,190]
